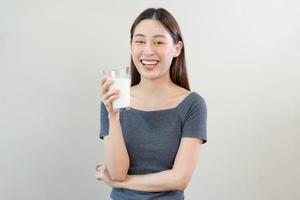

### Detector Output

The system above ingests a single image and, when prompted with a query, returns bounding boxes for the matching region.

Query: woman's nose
[143,43,154,55]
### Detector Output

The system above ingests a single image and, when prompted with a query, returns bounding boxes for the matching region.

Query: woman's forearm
[104,113,129,181]
[116,169,187,192]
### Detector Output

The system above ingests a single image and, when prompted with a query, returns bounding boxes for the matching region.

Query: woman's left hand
[95,163,118,188]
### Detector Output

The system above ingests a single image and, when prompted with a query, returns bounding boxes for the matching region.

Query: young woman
[96,8,207,200]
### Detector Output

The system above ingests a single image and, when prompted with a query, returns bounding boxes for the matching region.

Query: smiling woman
[131,19,183,81]
[97,8,207,200]
[129,8,189,89]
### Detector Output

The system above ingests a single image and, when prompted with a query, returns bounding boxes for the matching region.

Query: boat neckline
[129,92,195,113]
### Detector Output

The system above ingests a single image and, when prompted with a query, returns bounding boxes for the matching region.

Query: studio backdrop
[0,0,299,199]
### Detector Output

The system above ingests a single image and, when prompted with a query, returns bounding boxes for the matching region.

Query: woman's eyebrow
[153,34,167,38]
[133,34,145,38]
[133,34,167,38]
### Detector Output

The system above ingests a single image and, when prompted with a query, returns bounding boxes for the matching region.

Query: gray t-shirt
[99,92,207,200]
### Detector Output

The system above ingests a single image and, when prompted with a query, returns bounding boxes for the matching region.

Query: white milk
[109,78,130,110]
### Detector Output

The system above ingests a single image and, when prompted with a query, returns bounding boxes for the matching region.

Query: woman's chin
[141,74,158,80]
[139,65,158,76]
[140,71,160,80]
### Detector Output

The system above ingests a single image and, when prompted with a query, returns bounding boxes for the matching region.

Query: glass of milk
[102,66,131,111]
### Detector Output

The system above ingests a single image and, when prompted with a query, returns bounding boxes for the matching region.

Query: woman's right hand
[101,75,120,117]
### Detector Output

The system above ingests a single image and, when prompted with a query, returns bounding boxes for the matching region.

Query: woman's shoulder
[177,90,206,110]
[189,91,206,102]
[175,91,206,124]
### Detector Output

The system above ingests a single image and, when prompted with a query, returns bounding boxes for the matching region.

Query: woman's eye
[135,40,145,44]
[154,41,164,45]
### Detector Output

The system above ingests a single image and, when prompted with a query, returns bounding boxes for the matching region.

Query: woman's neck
[135,77,177,98]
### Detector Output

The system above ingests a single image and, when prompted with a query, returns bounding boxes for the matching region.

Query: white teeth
[141,60,159,65]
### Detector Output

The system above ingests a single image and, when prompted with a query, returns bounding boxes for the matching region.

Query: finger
[97,164,107,172]
[102,165,106,170]
[96,165,105,172]
[101,79,114,95]
[102,91,120,105]
[101,76,112,90]
[95,171,102,180]
[96,163,103,171]
[98,170,105,179]
[102,93,120,108]
[101,89,120,102]
[101,75,107,85]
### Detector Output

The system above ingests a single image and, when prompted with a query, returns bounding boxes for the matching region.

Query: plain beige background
[0,0,299,199]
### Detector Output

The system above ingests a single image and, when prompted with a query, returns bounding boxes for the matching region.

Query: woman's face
[131,19,183,81]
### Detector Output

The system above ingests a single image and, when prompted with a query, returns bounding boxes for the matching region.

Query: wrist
[114,176,128,189]
[108,112,119,120]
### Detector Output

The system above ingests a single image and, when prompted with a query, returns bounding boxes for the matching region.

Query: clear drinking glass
[102,66,131,111]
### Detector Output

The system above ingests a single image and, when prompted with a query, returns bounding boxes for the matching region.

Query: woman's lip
[142,64,157,70]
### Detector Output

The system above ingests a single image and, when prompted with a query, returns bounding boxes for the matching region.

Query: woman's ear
[173,41,183,57]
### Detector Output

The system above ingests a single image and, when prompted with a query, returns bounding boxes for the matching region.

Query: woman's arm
[97,138,203,191]
[101,76,130,181]
[103,113,130,181]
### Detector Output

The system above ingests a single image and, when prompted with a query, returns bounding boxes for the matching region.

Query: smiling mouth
[140,59,159,66]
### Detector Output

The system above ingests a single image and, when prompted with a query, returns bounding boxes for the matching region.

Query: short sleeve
[99,102,109,139]
[181,95,207,144]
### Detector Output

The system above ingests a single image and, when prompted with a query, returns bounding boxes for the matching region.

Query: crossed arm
[96,137,203,192]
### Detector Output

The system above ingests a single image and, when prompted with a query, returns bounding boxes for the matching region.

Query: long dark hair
[130,8,190,91]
